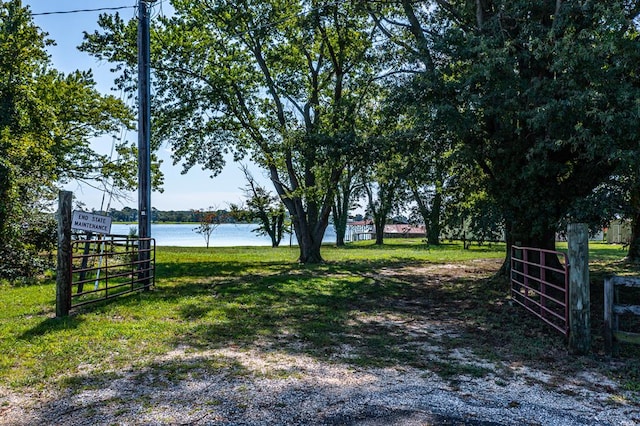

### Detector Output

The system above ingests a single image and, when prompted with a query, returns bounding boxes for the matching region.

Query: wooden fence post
[603,277,617,356]
[568,223,591,354]
[56,191,72,317]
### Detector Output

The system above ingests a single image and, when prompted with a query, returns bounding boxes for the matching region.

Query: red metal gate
[70,234,155,309]
[511,246,570,336]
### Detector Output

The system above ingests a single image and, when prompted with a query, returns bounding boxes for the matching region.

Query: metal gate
[511,246,570,336]
[70,234,155,309]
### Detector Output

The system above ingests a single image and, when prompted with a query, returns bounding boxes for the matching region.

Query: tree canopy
[83,0,384,263]
[80,0,640,267]
[373,0,640,262]
[0,0,137,280]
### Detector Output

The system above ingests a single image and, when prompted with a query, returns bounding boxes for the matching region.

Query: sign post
[56,191,72,317]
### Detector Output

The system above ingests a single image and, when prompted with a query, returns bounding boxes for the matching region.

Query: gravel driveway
[1,346,638,425]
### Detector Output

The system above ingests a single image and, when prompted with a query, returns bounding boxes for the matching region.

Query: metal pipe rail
[511,246,570,336]
[70,236,155,310]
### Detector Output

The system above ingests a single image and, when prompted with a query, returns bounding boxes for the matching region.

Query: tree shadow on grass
[18,316,84,340]
[156,259,509,374]
[153,256,640,391]
[21,253,639,394]
[154,260,279,280]
[345,240,503,252]
[12,255,640,425]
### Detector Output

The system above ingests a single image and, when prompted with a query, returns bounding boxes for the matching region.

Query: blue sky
[24,0,267,212]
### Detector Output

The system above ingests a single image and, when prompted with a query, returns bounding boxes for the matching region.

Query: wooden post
[603,277,617,356]
[568,223,590,354]
[56,191,73,317]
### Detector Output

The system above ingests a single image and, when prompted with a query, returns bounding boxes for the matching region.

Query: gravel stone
[1,347,638,425]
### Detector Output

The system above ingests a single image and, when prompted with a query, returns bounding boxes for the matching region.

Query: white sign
[72,211,112,234]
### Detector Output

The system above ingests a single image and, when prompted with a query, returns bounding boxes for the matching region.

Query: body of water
[110,223,337,247]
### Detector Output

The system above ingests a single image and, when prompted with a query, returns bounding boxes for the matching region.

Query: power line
[31,6,134,17]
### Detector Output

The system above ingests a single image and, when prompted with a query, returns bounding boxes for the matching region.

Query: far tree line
[104,206,236,224]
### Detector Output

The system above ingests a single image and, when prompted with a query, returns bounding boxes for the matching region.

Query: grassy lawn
[1,239,638,399]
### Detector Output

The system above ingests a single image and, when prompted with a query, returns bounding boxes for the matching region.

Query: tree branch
[368,7,421,59]
[476,0,484,30]
[400,0,436,72]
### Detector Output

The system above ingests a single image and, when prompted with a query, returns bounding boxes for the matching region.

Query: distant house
[383,223,426,238]
[346,220,374,242]
[345,220,426,242]
[606,220,631,244]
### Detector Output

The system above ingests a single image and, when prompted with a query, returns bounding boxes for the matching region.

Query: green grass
[0,239,638,397]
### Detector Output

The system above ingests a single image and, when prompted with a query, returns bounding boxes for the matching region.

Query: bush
[0,213,57,283]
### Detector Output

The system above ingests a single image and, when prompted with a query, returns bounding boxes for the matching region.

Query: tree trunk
[332,197,349,247]
[500,221,562,277]
[409,183,431,243]
[365,181,397,247]
[627,211,640,262]
[335,219,347,246]
[267,161,334,264]
[497,220,564,283]
[427,183,442,245]
[271,213,284,248]
[0,163,13,250]
[295,220,325,263]
[289,199,329,264]
[627,190,640,262]
[264,212,284,248]
[374,214,385,245]
[333,168,359,247]
[409,179,442,246]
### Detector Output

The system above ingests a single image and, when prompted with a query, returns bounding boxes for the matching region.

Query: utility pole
[138,0,153,287]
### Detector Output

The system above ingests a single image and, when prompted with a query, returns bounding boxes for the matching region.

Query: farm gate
[511,246,570,336]
[68,233,155,310]
[55,191,156,317]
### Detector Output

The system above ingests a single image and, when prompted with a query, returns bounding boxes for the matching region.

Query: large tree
[453,1,640,255]
[0,1,135,280]
[83,0,381,263]
[375,0,640,266]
